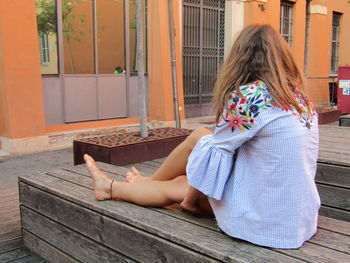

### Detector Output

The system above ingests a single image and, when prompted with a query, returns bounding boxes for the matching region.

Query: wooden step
[18,163,350,263]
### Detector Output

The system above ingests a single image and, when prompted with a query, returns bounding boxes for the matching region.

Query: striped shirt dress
[186,81,320,249]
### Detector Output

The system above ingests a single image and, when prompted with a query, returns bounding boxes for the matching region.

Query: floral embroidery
[217,80,316,132]
[218,81,273,132]
[290,91,317,130]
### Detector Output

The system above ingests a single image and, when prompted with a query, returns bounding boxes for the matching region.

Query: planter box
[339,114,350,127]
[73,127,192,166]
[317,109,341,124]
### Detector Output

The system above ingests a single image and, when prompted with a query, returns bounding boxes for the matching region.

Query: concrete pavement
[0,148,73,190]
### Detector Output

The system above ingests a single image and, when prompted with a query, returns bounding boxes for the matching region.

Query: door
[182,0,225,117]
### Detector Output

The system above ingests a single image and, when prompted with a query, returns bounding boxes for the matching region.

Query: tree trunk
[136,0,148,137]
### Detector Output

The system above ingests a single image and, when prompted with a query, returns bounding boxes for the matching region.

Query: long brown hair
[212,24,310,121]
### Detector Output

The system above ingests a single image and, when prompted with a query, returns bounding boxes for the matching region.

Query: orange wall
[147,0,185,122]
[244,0,305,72]
[329,0,350,67]
[0,0,46,139]
[306,0,350,105]
[244,0,350,106]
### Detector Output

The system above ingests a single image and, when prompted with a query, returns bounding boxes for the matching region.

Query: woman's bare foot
[125,167,150,183]
[84,154,113,201]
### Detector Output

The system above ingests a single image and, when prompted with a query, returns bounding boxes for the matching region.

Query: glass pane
[97,0,125,74]
[129,0,147,73]
[36,0,59,74]
[62,0,94,74]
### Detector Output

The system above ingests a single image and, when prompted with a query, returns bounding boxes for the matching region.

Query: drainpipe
[169,0,181,128]
[304,0,312,76]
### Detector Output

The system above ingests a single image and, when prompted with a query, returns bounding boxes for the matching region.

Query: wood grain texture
[20,184,221,263]
[19,173,304,263]
[316,163,350,188]
[319,206,350,222]
[0,237,23,253]
[318,215,350,235]
[17,158,350,262]
[317,184,350,210]
[23,230,80,263]
[21,206,135,263]
[0,246,31,262]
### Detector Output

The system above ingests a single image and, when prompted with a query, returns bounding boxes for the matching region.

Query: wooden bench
[339,114,350,127]
[19,161,350,263]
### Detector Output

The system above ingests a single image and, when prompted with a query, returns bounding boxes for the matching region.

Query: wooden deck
[1,124,349,262]
[318,125,350,166]
[17,162,350,262]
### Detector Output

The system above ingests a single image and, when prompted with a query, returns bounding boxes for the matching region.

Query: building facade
[0,0,349,154]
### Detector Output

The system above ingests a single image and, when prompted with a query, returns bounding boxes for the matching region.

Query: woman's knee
[186,128,213,148]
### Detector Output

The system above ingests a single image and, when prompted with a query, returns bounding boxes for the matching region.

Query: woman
[85,24,320,249]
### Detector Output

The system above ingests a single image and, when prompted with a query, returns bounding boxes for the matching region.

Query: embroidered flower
[230,104,237,111]
[250,105,259,113]
[217,81,316,132]
[228,114,247,131]
[248,117,256,125]
[238,105,245,113]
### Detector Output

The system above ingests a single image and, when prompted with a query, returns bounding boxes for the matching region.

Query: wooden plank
[123,163,157,175]
[23,230,79,263]
[0,195,19,205]
[0,229,22,243]
[0,246,31,262]
[319,143,350,152]
[92,163,350,237]
[19,173,304,263]
[0,238,23,253]
[20,184,219,263]
[150,158,166,164]
[21,206,135,263]
[317,184,350,210]
[318,216,350,235]
[316,163,350,188]
[95,163,350,255]
[9,254,46,263]
[319,206,350,222]
[0,205,20,215]
[0,187,19,196]
[309,229,350,254]
[275,242,350,263]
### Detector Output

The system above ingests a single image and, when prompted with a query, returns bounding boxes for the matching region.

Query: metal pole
[169,0,181,128]
[56,0,66,122]
[136,0,148,137]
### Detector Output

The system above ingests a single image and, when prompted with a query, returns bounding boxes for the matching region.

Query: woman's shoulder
[220,81,275,132]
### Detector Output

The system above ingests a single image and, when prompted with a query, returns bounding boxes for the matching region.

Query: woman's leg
[85,154,213,215]
[86,154,188,205]
[126,127,213,183]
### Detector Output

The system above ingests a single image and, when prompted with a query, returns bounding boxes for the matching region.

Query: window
[330,12,341,75]
[36,0,59,74]
[35,0,147,75]
[39,33,50,65]
[280,1,293,45]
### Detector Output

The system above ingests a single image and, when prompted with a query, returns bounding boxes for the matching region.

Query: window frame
[280,1,294,46]
[330,12,341,75]
[39,33,50,66]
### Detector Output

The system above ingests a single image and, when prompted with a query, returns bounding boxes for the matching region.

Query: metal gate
[183,0,225,117]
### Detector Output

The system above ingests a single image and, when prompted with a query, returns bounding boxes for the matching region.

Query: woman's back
[190,81,320,249]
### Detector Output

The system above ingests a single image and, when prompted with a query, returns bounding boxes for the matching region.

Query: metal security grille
[183,0,225,117]
[330,12,341,74]
[280,1,293,45]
